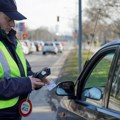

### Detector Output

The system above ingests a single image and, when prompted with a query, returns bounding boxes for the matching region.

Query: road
[22,41,74,120]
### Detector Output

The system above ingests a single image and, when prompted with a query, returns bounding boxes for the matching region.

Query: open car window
[81,51,115,107]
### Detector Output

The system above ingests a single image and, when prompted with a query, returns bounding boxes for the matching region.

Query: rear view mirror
[56,81,75,96]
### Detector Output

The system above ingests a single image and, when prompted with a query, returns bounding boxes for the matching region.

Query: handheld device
[33,67,51,79]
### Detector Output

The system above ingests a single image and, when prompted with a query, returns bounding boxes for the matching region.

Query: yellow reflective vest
[0,41,27,109]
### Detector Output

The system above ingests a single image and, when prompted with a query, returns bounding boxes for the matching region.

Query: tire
[43,52,46,55]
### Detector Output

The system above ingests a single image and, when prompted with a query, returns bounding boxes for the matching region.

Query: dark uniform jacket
[0,29,33,120]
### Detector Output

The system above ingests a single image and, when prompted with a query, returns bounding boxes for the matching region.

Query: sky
[16,0,88,35]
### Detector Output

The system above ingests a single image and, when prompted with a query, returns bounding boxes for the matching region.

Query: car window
[82,52,115,107]
[55,43,59,46]
[50,43,53,46]
[44,43,53,46]
[44,43,48,46]
[108,55,120,112]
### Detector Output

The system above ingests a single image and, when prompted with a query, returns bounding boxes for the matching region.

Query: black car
[55,40,120,120]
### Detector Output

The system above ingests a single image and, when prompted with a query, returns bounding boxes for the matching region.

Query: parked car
[39,41,44,50]
[20,40,30,54]
[30,41,37,52]
[55,40,120,120]
[42,42,58,55]
[34,41,42,52]
[54,42,64,53]
[24,40,32,53]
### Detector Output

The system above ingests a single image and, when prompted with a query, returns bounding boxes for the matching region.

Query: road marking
[32,106,52,112]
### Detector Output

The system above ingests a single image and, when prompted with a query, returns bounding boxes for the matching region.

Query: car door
[59,46,120,120]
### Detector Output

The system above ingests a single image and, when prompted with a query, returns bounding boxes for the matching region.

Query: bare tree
[85,0,120,22]
[84,0,120,43]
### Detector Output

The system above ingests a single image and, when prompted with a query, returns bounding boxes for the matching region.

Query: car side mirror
[56,81,75,97]
[83,87,102,100]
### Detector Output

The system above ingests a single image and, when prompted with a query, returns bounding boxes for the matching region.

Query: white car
[54,42,63,53]
[39,41,44,50]
[24,40,32,53]
[30,42,37,52]
[20,40,29,55]
[34,41,42,51]
[42,42,58,55]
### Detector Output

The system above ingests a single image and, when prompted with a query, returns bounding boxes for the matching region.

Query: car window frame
[107,46,120,112]
[76,45,120,108]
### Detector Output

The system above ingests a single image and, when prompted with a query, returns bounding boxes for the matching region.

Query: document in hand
[46,80,56,91]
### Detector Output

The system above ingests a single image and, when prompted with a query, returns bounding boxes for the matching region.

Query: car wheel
[43,52,46,55]
[54,52,57,54]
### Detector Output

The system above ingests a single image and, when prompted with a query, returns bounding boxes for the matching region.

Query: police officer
[0,0,49,120]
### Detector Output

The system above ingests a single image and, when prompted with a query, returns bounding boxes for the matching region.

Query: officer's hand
[29,76,45,90]
[41,78,50,85]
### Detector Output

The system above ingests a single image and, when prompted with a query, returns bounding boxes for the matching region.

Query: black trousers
[0,116,21,120]
[16,116,22,120]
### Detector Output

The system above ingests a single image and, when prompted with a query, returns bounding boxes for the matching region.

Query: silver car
[42,42,58,55]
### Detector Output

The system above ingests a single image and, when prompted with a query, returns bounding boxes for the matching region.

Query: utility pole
[78,0,82,73]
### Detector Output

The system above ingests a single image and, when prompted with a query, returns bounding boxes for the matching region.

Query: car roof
[101,40,120,49]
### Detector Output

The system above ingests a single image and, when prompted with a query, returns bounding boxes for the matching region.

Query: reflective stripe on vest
[0,41,27,109]
[0,50,10,78]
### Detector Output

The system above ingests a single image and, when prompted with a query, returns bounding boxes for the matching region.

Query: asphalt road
[22,41,74,120]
